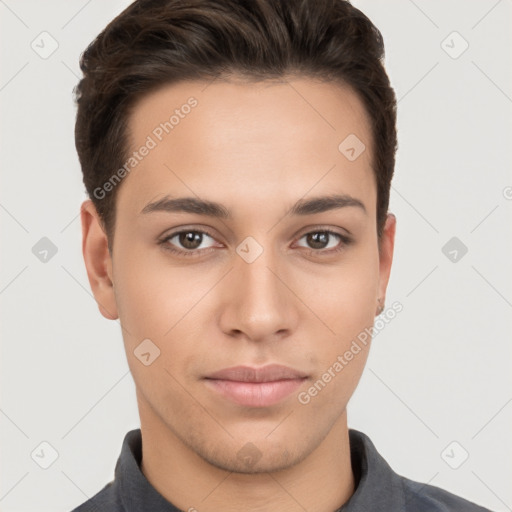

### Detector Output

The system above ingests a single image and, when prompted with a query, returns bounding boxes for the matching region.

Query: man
[72,0,493,510]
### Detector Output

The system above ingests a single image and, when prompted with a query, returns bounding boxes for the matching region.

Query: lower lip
[204,378,307,407]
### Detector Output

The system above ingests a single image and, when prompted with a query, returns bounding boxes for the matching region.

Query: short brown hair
[74,0,397,252]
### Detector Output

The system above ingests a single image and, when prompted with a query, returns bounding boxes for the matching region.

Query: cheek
[111,244,173,367]
[302,249,379,342]
[113,242,189,331]
[298,248,378,407]
[300,346,370,419]
[112,247,213,372]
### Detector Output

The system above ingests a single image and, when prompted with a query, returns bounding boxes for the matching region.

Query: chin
[203,440,307,475]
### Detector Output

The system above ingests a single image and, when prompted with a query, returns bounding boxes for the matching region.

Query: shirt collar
[337,429,405,511]
[112,428,405,511]
[115,429,180,511]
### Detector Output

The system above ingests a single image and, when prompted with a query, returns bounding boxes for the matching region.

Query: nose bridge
[222,236,297,339]
[240,249,280,299]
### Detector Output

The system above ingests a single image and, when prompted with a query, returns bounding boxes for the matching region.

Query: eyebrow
[140,193,367,218]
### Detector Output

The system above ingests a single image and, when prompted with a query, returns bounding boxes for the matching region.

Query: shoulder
[69,481,122,512]
[347,429,494,512]
[401,475,494,511]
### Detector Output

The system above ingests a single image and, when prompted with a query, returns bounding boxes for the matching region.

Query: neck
[138,397,355,512]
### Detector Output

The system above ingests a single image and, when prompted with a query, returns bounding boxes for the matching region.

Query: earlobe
[80,200,119,320]
[376,213,396,312]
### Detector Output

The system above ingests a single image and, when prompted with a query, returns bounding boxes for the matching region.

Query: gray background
[0,0,511,511]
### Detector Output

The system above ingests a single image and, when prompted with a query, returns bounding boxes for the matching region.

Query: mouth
[203,364,309,407]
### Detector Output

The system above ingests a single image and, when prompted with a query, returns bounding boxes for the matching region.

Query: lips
[203,364,309,407]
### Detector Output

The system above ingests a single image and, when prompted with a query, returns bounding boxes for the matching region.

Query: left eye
[296,231,343,251]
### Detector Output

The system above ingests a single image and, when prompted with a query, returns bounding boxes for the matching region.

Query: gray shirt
[71,428,493,511]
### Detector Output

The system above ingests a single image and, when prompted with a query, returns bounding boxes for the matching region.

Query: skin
[81,77,396,512]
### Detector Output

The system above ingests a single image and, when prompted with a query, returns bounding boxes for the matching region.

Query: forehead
[118,77,375,218]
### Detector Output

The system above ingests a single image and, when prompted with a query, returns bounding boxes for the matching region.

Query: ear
[376,213,396,314]
[80,200,118,320]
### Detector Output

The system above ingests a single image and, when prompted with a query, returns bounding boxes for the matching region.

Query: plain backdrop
[0,1,511,511]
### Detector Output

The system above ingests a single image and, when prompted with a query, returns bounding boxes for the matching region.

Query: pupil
[308,232,328,249]
[180,232,201,249]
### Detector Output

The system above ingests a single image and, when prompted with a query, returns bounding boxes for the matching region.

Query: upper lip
[205,364,308,383]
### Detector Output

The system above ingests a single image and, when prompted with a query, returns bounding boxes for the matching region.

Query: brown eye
[178,231,204,250]
[160,230,217,255]
[305,232,331,249]
[297,231,344,251]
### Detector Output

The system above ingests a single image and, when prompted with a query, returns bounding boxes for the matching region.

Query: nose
[217,244,300,343]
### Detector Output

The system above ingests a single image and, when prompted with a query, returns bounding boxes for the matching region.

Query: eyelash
[158,227,352,258]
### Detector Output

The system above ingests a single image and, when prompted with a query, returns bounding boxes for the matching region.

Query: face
[81,77,395,474]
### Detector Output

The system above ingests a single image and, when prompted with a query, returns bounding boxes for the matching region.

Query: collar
[338,429,405,511]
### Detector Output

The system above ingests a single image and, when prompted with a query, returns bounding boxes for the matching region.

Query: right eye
[159,229,219,257]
